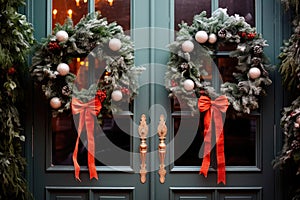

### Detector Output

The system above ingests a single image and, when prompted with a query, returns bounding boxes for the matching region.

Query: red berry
[247,33,256,40]
[171,80,177,87]
[8,67,16,75]
[96,90,107,102]
[48,41,60,51]
[121,87,130,95]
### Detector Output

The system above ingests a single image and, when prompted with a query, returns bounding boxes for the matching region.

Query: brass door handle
[157,114,167,184]
[138,114,148,184]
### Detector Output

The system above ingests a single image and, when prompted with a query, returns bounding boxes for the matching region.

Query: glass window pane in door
[219,0,255,26]
[175,0,211,31]
[217,57,239,83]
[50,0,132,167]
[223,110,257,166]
[52,0,88,29]
[174,112,257,167]
[52,115,131,166]
[95,0,131,31]
[174,116,203,166]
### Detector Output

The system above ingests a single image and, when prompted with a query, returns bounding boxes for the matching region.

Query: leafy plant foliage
[0,0,34,199]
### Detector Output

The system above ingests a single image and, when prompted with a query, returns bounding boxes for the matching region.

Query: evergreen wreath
[30,12,144,118]
[165,8,272,114]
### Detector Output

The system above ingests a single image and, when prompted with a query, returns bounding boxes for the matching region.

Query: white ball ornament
[50,97,62,109]
[57,63,70,76]
[183,79,194,91]
[248,67,261,79]
[181,40,194,53]
[55,30,69,42]
[111,90,123,101]
[195,31,208,44]
[208,33,217,44]
[109,38,122,51]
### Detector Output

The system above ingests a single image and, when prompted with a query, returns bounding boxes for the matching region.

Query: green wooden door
[28,0,284,199]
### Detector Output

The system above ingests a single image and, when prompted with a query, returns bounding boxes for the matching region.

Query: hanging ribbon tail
[199,152,210,177]
[86,110,98,180]
[71,97,102,181]
[74,162,81,182]
[88,151,98,180]
[216,128,226,185]
[72,105,85,182]
[213,95,228,184]
[73,137,81,182]
[198,96,212,178]
[73,134,82,181]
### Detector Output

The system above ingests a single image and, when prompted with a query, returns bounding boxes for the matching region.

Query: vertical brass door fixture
[157,114,167,183]
[138,114,148,183]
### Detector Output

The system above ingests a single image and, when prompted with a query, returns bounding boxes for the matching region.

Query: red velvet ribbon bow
[71,96,102,181]
[198,95,229,184]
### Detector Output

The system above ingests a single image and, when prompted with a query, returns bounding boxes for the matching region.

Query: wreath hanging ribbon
[198,95,229,184]
[71,96,102,181]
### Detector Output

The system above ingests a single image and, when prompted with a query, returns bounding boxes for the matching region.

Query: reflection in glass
[217,57,238,83]
[95,0,131,31]
[174,111,257,166]
[174,117,203,166]
[52,0,88,29]
[172,97,190,112]
[223,109,257,166]
[219,0,255,26]
[175,0,211,31]
[52,115,131,166]
[52,115,77,165]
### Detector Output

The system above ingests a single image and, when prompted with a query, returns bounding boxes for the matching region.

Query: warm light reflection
[75,0,80,6]
[84,0,87,3]
[52,9,58,19]
[94,0,130,31]
[67,9,73,18]
[108,0,113,6]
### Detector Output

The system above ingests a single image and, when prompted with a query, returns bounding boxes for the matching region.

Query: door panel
[29,0,280,199]
[169,187,262,200]
[31,0,148,199]
[46,187,134,200]
[152,0,276,199]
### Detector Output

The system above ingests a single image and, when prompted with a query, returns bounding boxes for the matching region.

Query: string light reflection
[67,9,73,18]
[108,0,113,6]
[52,9,58,19]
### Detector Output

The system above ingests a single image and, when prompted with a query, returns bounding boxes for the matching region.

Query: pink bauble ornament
[181,40,194,53]
[195,31,208,43]
[111,90,123,101]
[248,67,261,79]
[57,63,70,76]
[50,97,62,109]
[296,116,300,125]
[55,30,69,42]
[208,33,217,44]
[109,38,122,51]
[183,79,194,91]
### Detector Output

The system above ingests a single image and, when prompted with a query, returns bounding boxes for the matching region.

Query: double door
[28,0,282,199]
